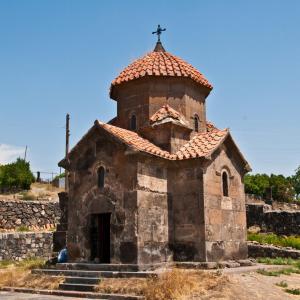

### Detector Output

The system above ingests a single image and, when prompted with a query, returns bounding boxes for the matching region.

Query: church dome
[110,45,213,98]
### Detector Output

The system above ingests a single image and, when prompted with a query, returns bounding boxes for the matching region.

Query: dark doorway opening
[90,213,111,263]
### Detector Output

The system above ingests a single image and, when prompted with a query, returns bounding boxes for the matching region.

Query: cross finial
[152,24,166,43]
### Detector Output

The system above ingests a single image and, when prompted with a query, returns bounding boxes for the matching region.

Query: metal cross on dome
[152,24,166,42]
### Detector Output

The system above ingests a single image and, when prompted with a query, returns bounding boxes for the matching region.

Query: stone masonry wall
[203,145,248,261]
[0,199,60,230]
[248,242,300,259]
[246,204,300,235]
[0,232,53,261]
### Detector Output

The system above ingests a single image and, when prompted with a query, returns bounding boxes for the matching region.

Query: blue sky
[0,0,299,178]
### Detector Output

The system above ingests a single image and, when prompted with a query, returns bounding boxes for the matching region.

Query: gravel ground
[1,271,299,299]
[198,271,300,299]
[0,291,96,299]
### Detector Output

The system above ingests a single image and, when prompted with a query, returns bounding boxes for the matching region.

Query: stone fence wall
[246,204,300,235]
[0,232,53,261]
[0,199,60,230]
[248,242,300,259]
[246,194,300,210]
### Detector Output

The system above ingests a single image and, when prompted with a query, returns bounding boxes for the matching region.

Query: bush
[248,233,300,250]
[0,158,34,192]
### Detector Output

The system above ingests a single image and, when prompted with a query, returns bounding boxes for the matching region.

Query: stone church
[59,34,251,266]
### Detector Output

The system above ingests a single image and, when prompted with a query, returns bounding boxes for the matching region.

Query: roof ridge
[96,120,229,161]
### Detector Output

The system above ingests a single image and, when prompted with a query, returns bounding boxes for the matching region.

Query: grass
[257,257,300,265]
[96,269,228,300]
[257,268,297,277]
[0,261,13,269]
[275,281,288,288]
[0,258,45,270]
[16,225,30,232]
[0,270,63,289]
[20,191,36,201]
[285,288,300,295]
[257,257,300,277]
[0,258,63,290]
[248,232,300,250]
[31,182,63,193]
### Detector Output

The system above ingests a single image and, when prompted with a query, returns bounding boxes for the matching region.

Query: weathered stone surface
[246,204,300,235]
[0,232,53,261]
[203,144,248,261]
[60,45,249,265]
[248,242,300,259]
[0,199,60,231]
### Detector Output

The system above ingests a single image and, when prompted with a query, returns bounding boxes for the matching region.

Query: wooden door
[90,213,111,263]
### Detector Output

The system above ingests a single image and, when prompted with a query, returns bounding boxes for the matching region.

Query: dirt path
[200,272,300,300]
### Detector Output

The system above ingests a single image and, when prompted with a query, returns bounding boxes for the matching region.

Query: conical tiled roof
[111,49,213,91]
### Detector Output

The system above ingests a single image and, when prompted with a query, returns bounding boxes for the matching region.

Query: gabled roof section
[150,105,190,128]
[95,121,228,161]
[110,51,213,96]
[96,121,174,159]
[176,128,228,159]
[60,120,250,171]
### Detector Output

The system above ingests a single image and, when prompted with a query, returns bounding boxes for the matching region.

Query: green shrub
[257,257,298,265]
[275,281,288,288]
[0,158,34,192]
[285,288,300,295]
[53,173,65,181]
[257,268,296,276]
[248,233,300,250]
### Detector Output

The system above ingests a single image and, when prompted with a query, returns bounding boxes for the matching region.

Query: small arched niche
[194,114,199,132]
[222,170,229,197]
[130,114,137,131]
[97,166,105,189]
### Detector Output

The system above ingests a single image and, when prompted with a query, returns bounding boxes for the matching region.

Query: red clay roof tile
[111,51,213,90]
[95,120,228,161]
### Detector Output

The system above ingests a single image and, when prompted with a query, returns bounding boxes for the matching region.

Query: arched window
[194,115,199,132]
[222,171,229,197]
[97,166,105,189]
[130,115,137,131]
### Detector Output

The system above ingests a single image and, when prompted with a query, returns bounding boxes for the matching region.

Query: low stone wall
[246,204,300,235]
[0,199,60,230]
[246,194,300,211]
[0,232,53,261]
[248,242,300,259]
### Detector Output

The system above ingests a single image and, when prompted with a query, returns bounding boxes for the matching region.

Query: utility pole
[65,113,70,191]
[24,145,28,161]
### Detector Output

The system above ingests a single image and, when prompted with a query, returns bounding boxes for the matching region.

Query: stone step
[57,263,139,272]
[32,268,156,278]
[59,282,97,292]
[65,276,101,285]
[0,286,144,299]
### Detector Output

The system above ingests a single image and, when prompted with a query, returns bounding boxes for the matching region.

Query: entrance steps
[32,268,155,278]
[58,263,140,272]
[30,263,156,299]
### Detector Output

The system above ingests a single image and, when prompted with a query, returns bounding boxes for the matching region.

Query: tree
[244,173,270,198]
[244,173,295,202]
[269,174,294,202]
[0,158,34,191]
[291,166,300,200]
